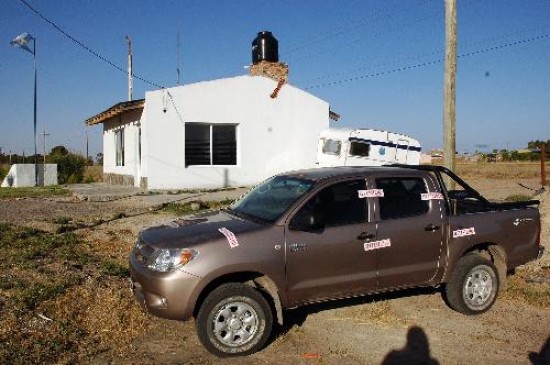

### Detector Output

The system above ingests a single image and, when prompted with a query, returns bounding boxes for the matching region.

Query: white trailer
[316,128,421,167]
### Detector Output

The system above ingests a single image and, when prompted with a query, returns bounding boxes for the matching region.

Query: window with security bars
[185,123,237,166]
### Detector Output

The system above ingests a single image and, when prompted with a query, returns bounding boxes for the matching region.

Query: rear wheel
[196,283,273,357]
[444,254,499,315]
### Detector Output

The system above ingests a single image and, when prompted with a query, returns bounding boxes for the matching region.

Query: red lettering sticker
[452,227,476,238]
[364,238,391,251]
[421,192,444,200]
[218,227,239,248]
[358,189,385,198]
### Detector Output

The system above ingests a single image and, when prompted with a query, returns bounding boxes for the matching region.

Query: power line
[298,26,548,85]
[18,0,164,89]
[304,33,550,90]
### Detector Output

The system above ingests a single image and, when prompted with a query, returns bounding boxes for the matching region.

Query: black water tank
[252,31,278,64]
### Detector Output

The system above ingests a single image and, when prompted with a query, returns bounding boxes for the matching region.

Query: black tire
[444,254,499,315]
[196,283,273,357]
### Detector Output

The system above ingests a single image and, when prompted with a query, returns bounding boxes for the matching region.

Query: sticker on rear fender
[218,227,239,248]
[358,189,384,198]
[452,227,476,238]
[364,238,391,251]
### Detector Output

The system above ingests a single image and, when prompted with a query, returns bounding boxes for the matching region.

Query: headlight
[147,248,198,273]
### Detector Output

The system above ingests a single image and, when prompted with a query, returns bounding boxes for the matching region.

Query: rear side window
[375,177,429,220]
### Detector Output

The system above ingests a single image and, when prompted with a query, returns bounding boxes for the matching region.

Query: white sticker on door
[421,192,444,200]
[358,189,384,198]
[364,238,391,251]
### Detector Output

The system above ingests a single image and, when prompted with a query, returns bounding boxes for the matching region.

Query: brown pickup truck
[129,165,544,357]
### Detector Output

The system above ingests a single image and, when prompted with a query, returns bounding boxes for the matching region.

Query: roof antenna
[176,31,181,85]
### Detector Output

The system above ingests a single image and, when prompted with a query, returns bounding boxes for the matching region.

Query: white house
[87,73,338,190]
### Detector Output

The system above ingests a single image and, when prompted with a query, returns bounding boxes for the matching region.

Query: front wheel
[196,283,273,357]
[444,254,499,315]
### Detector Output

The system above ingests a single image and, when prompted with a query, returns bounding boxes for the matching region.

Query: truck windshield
[229,176,315,223]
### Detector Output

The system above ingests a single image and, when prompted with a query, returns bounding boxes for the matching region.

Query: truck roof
[281,165,429,182]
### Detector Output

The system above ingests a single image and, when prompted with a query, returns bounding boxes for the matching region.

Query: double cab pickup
[129,165,544,356]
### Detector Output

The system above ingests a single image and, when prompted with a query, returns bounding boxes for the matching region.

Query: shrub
[51,153,87,184]
[0,165,8,182]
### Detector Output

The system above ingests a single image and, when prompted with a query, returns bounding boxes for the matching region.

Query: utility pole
[85,130,89,165]
[126,35,133,101]
[541,144,547,186]
[444,0,457,185]
[42,129,50,185]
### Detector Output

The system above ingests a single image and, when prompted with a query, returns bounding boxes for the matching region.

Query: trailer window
[350,141,370,157]
[322,139,341,155]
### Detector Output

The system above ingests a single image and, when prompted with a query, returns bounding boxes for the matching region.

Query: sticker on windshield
[421,192,444,200]
[358,189,384,198]
[364,238,391,251]
[218,227,239,248]
[452,227,476,238]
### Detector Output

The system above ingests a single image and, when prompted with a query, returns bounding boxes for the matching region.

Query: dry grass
[331,300,401,325]
[455,162,549,179]
[84,165,103,182]
[0,223,148,364]
[501,267,550,309]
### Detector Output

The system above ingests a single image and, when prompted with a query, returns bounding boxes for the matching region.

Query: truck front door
[373,175,444,289]
[285,179,377,305]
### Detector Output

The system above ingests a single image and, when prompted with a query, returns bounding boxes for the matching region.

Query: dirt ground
[1,177,548,364]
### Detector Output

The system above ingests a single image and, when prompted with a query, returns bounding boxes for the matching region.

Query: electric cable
[304,33,550,90]
[18,0,165,89]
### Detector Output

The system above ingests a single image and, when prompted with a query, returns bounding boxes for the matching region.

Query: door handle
[425,224,440,232]
[357,232,375,240]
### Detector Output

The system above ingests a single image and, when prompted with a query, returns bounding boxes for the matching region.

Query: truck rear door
[372,174,445,289]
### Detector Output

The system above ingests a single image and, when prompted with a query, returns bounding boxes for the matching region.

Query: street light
[10,32,38,186]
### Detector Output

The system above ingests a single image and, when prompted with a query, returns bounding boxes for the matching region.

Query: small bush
[83,175,95,183]
[0,166,8,182]
[100,261,130,278]
[51,153,87,184]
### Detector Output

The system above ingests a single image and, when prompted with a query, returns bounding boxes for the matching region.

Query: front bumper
[129,254,202,320]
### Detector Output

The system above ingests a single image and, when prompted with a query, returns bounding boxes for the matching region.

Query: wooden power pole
[444,0,457,179]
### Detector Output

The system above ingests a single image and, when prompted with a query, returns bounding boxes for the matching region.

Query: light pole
[10,32,38,186]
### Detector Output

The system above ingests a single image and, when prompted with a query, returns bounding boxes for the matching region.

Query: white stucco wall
[1,164,57,187]
[140,75,330,189]
[103,109,142,185]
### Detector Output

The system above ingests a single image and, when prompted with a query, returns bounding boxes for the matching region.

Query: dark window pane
[376,177,429,220]
[350,141,370,157]
[300,180,367,226]
[185,124,210,166]
[212,125,236,165]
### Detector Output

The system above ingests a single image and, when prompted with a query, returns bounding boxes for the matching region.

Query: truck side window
[295,180,367,227]
[375,177,429,220]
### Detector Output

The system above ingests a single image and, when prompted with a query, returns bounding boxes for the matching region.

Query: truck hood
[139,210,266,249]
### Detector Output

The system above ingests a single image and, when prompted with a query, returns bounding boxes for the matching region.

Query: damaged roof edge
[85,99,145,126]
[329,109,340,122]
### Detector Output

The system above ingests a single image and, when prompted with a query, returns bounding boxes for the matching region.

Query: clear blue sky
[1,0,549,158]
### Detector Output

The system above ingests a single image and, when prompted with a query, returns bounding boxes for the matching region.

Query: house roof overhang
[329,109,340,121]
[85,99,145,126]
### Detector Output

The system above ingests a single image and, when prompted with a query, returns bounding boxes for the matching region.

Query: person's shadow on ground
[530,335,550,365]
[382,326,439,365]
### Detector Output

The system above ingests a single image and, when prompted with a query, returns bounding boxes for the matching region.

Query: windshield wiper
[223,208,269,224]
